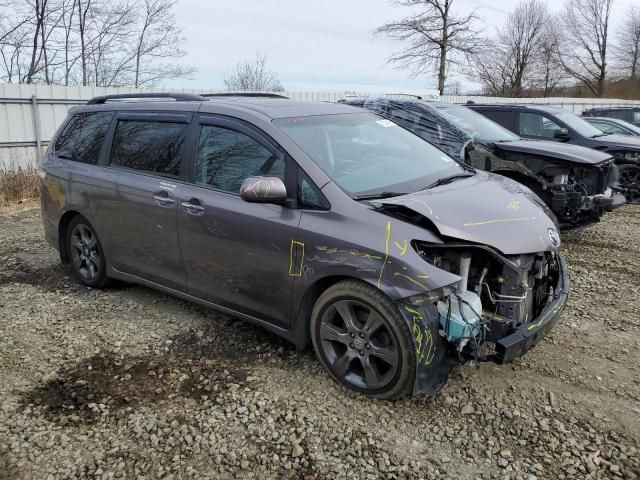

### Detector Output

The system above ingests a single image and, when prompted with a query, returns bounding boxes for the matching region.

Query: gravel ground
[1,206,639,480]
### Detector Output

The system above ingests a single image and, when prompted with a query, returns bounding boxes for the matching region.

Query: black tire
[65,215,110,288]
[310,280,416,400]
[618,164,640,205]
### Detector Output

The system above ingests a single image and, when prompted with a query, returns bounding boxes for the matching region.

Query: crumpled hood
[377,171,560,255]
[594,134,640,150]
[492,139,612,165]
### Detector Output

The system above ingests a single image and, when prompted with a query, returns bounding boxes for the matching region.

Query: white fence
[1,82,639,169]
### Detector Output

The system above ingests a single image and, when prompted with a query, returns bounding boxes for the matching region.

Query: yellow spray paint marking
[394,273,429,291]
[288,240,305,276]
[394,240,408,256]
[527,318,544,331]
[506,200,521,211]
[417,275,429,279]
[404,306,435,366]
[316,246,382,261]
[414,199,434,216]
[377,221,391,288]
[464,217,533,227]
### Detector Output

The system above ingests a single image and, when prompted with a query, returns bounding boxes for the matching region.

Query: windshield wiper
[591,133,612,138]
[353,192,407,201]
[421,172,474,190]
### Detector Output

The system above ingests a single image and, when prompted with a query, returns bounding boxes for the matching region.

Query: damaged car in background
[467,103,640,205]
[343,97,624,229]
[40,94,569,399]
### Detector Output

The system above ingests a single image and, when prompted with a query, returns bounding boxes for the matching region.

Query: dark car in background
[582,107,640,127]
[583,117,640,137]
[39,93,568,399]
[468,103,640,204]
[344,97,623,229]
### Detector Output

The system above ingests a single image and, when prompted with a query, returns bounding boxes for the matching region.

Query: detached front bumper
[495,256,570,363]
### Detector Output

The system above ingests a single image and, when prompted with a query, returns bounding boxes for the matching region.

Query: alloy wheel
[318,299,399,391]
[619,166,640,204]
[69,223,102,281]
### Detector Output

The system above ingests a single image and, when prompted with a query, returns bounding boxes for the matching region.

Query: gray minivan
[39,93,569,399]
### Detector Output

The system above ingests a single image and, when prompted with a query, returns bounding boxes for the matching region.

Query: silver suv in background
[39,93,569,399]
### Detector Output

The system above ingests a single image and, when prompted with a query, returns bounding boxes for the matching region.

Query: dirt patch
[1,206,639,480]
[24,337,251,424]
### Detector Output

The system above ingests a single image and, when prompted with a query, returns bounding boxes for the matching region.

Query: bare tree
[615,7,640,80]
[558,0,613,97]
[468,0,550,97]
[374,0,482,95]
[130,0,194,87]
[533,19,566,96]
[224,53,284,92]
[0,0,193,86]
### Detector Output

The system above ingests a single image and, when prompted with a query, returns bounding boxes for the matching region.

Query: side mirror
[240,176,287,204]
[553,128,571,141]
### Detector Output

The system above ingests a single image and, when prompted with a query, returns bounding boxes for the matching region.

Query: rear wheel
[618,164,640,204]
[66,216,110,288]
[310,280,416,400]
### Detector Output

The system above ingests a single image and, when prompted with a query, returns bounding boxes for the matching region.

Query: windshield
[434,104,520,143]
[274,113,467,197]
[553,110,603,138]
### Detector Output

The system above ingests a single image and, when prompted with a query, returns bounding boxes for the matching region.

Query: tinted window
[592,121,626,135]
[110,121,187,177]
[435,105,519,143]
[519,112,561,139]
[298,171,329,209]
[604,110,629,121]
[55,112,113,164]
[195,126,284,193]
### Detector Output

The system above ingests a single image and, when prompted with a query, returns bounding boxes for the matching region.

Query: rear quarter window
[54,111,114,164]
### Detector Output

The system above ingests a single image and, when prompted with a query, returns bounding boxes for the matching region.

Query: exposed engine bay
[415,243,562,361]
[476,146,624,229]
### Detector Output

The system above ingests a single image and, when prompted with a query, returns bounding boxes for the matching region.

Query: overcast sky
[168,0,636,94]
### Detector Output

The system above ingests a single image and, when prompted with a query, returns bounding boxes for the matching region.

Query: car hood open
[376,171,559,255]
[490,139,612,165]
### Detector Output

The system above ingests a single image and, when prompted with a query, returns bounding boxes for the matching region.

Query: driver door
[177,116,301,327]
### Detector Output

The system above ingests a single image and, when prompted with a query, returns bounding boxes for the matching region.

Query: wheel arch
[493,169,545,195]
[58,210,82,264]
[293,274,394,350]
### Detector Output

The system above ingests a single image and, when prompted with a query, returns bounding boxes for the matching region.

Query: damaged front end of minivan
[365,173,570,395]
[395,244,569,394]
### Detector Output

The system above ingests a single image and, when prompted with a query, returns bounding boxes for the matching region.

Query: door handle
[153,192,175,206]
[181,200,205,215]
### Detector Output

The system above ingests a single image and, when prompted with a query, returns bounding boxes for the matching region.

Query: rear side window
[195,126,284,193]
[55,112,113,164]
[603,110,628,121]
[110,120,187,177]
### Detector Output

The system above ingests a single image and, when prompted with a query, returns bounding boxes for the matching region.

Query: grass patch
[0,159,40,210]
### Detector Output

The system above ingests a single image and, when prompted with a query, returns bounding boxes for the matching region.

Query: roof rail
[201,92,289,99]
[86,93,205,104]
[383,93,423,100]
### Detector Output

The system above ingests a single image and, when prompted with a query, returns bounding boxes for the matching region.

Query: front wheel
[310,280,416,400]
[618,164,640,204]
[66,216,110,288]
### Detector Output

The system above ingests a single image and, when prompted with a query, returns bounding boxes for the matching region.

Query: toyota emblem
[547,228,561,247]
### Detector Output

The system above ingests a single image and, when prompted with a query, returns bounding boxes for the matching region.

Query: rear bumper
[495,256,570,363]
